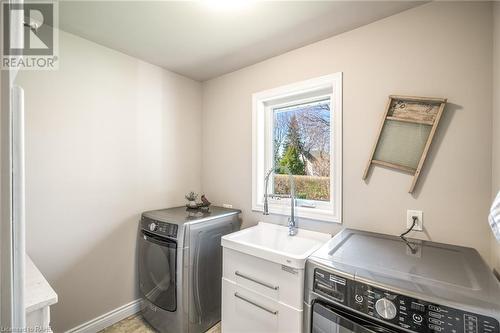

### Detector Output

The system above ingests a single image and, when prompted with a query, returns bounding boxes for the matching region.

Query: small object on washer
[201,194,211,207]
[185,191,198,208]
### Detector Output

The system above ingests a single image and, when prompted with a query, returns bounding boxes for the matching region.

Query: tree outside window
[272,99,331,202]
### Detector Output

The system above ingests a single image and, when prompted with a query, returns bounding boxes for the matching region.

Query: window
[252,73,342,223]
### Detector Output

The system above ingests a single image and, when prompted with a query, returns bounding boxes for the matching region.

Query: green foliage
[279,145,306,175]
[284,116,304,152]
[273,175,330,201]
[277,115,306,175]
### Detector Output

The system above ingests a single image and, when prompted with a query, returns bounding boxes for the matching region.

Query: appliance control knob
[413,314,423,323]
[375,298,397,320]
[149,222,157,232]
[355,295,364,303]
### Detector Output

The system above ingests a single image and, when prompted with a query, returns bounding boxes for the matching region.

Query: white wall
[201,2,495,263]
[15,31,202,331]
[492,2,500,273]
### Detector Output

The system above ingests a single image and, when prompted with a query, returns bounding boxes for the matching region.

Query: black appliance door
[138,230,177,312]
[312,302,398,333]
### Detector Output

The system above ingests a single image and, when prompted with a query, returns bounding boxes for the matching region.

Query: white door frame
[1,0,26,328]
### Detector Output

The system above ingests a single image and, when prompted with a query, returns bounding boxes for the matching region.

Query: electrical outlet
[222,203,233,209]
[407,210,423,231]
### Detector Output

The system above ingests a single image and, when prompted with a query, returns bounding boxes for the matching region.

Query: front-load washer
[138,206,241,333]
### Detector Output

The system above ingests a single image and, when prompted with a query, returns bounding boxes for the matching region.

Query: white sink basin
[221,222,331,269]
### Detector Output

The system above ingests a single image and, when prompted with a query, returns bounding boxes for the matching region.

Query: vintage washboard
[363,95,447,193]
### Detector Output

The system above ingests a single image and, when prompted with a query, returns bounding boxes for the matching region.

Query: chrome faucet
[263,166,298,236]
[263,167,273,216]
[288,173,298,236]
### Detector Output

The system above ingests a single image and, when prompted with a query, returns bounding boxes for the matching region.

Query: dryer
[138,206,241,333]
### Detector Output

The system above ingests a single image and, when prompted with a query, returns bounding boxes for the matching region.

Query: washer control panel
[141,216,178,238]
[313,269,499,333]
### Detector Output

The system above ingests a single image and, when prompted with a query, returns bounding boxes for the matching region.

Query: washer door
[312,302,398,333]
[139,230,177,312]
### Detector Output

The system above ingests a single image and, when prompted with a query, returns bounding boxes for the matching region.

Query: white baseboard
[65,299,142,333]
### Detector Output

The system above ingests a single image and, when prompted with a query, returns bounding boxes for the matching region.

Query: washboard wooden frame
[363,95,447,193]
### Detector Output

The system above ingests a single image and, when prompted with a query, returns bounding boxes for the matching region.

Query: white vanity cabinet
[221,223,331,333]
[222,277,301,333]
[222,248,303,333]
[223,247,305,308]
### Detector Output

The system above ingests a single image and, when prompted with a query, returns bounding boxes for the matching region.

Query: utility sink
[221,222,331,269]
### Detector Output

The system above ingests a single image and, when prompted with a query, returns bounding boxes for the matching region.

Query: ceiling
[59,1,424,81]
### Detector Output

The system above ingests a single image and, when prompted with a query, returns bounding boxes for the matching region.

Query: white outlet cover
[407,210,423,231]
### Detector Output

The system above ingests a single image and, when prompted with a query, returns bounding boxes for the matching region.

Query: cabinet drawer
[222,278,301,333]
[223,248,304,309]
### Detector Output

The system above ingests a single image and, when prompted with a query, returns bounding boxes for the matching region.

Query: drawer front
[222,278,302,333]
[223,248,304,308]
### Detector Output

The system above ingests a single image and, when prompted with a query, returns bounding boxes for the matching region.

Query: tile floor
[99,315,221,333]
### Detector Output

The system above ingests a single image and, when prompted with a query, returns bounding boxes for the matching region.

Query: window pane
[272,99,331,202]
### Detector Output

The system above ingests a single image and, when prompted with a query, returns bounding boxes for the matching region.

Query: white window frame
[252,72,342,223]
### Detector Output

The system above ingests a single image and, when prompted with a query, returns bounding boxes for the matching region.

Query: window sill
[252,203,341,223]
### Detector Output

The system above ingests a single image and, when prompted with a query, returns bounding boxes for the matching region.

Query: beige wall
[492,2,500,273]
[202,2,494,262]
[15,31,202,331]
[12,1,500,330]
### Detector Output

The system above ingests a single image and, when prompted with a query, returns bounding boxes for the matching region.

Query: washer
[304,229,500,333]
[138,206,241,333]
